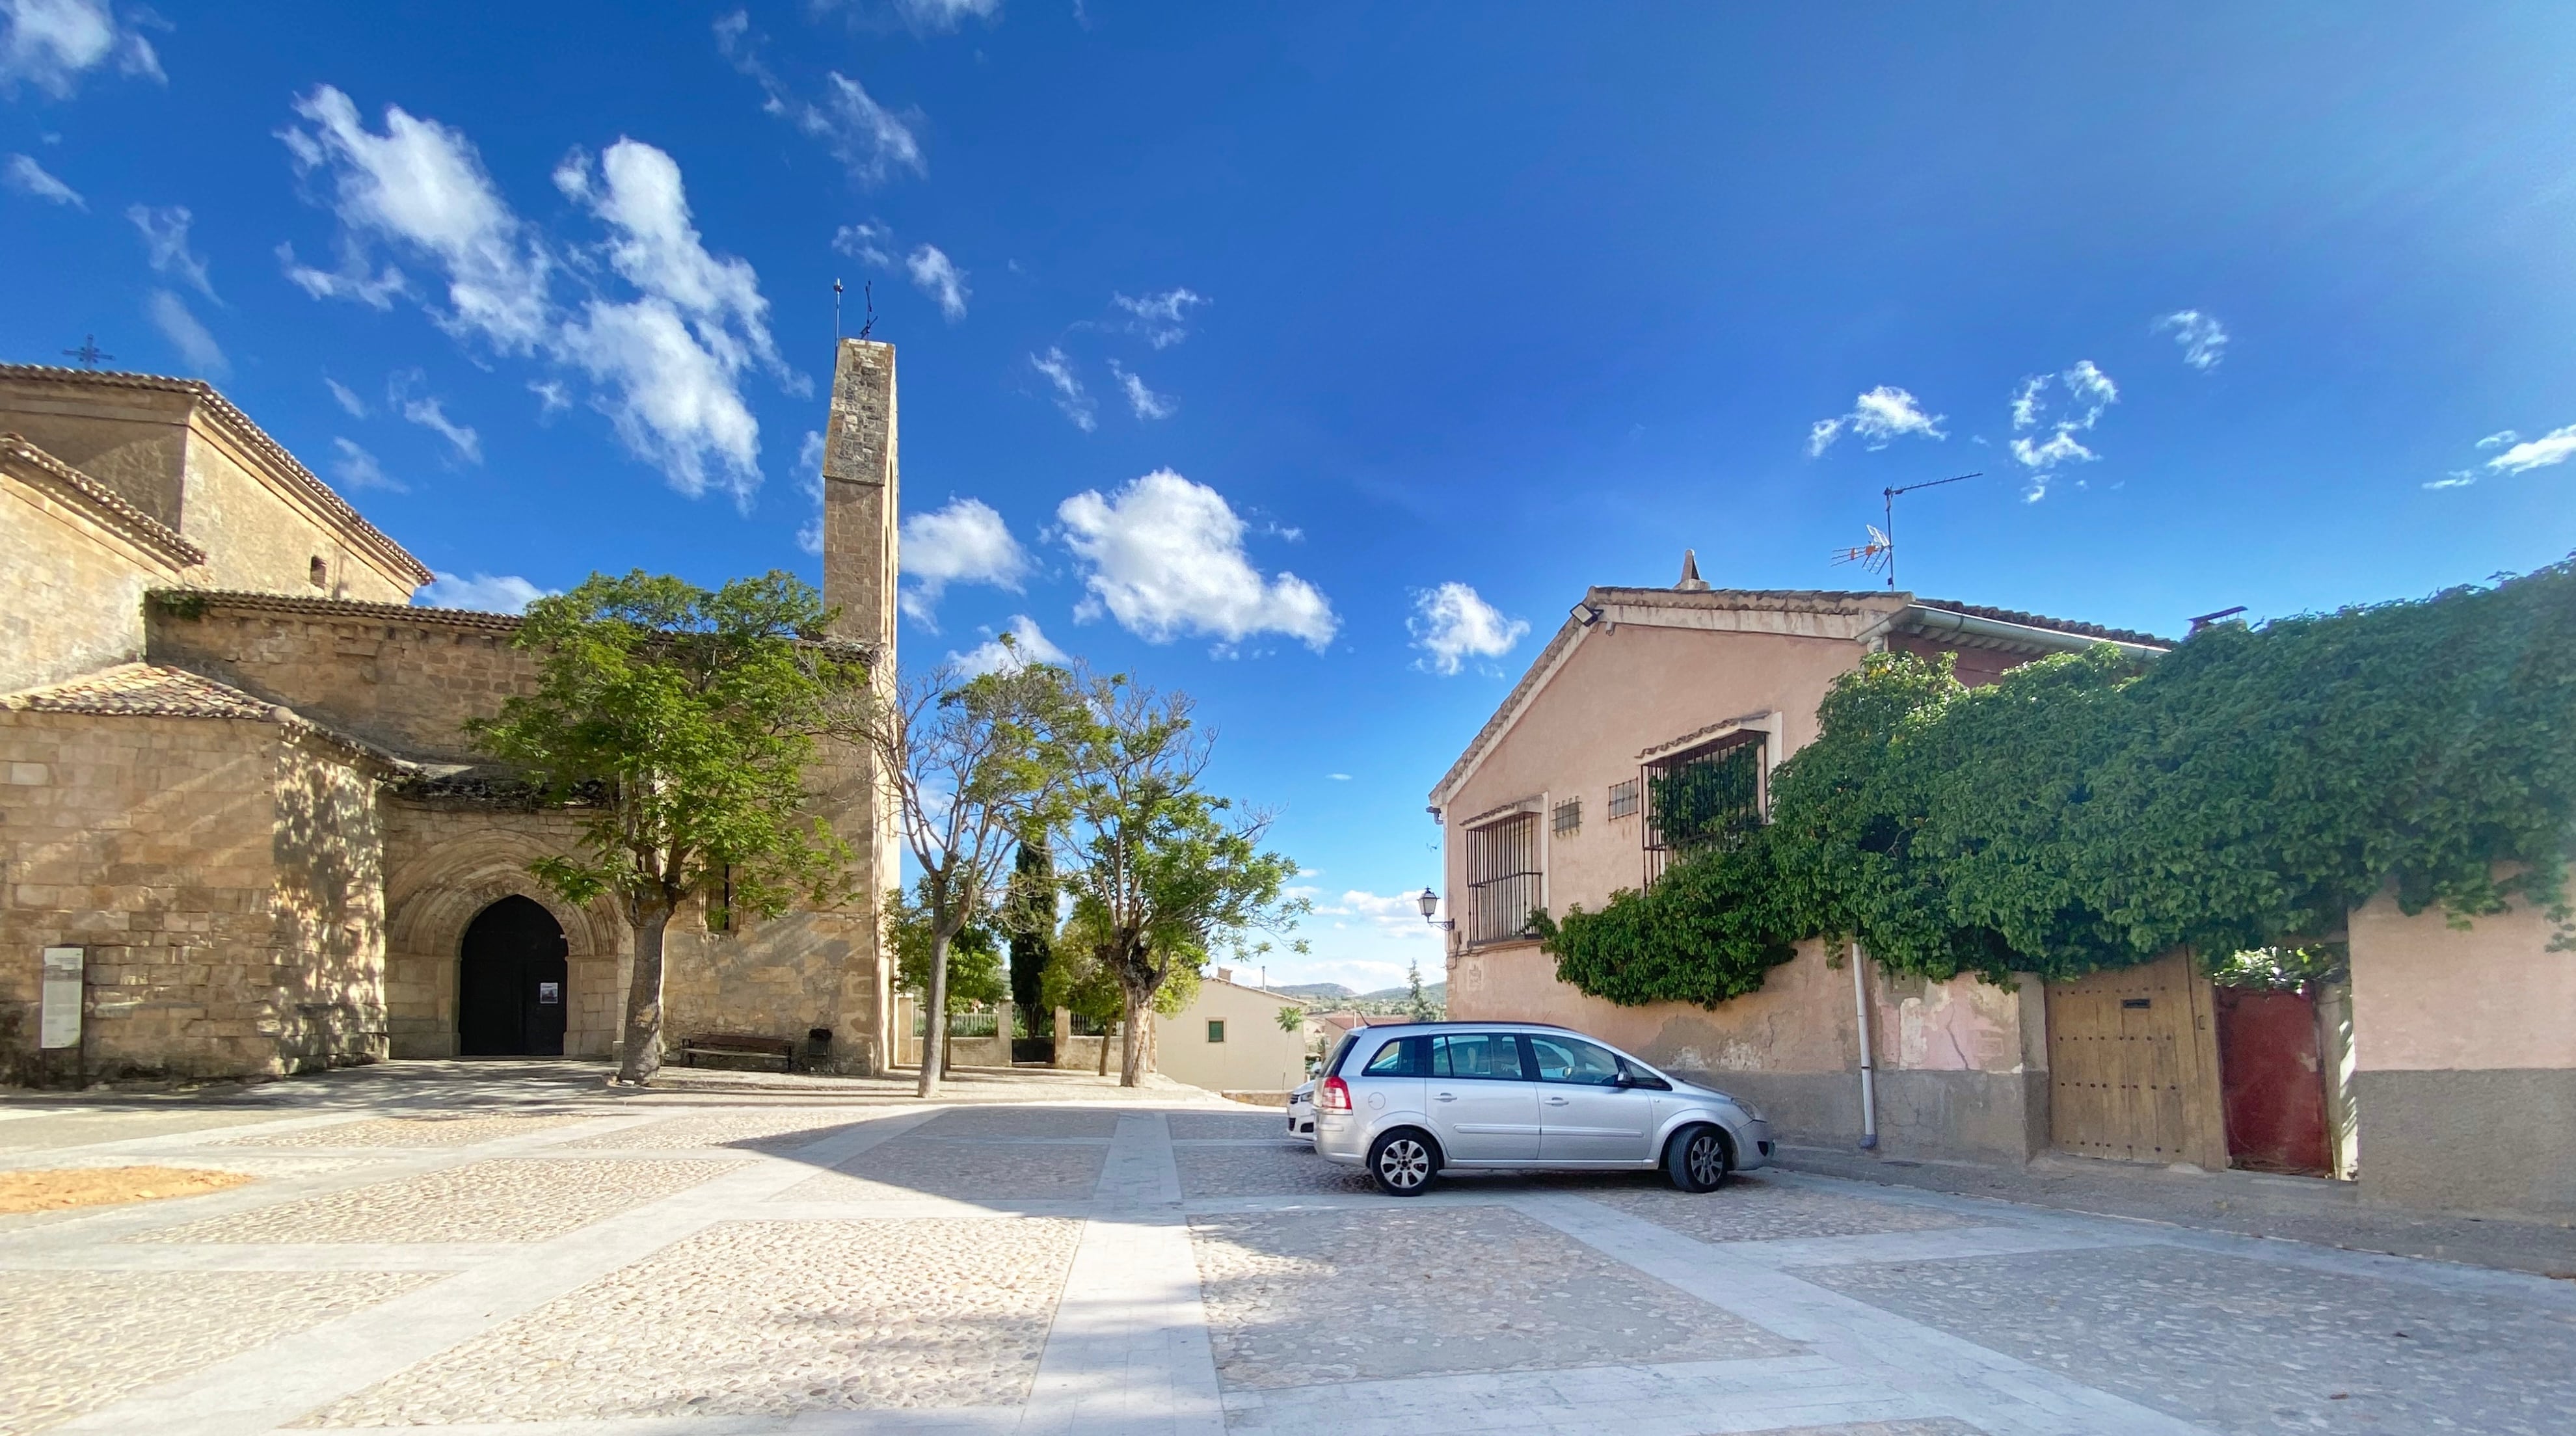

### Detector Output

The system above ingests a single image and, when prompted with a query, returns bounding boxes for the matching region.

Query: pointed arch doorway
[458,896,570,1057]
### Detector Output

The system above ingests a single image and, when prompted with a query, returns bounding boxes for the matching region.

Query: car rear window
[1321,1033,1359,1077]
[1361,1035,1430,1076]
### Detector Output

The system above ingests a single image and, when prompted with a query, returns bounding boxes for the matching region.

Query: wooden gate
[2046,953,2226,1168]
[2213,987,2332,1176]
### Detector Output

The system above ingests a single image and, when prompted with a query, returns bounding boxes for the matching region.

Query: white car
[1286,1080,1315,1144]
[1311,1021,1773,1195]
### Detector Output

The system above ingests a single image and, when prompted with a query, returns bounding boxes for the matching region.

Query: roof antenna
[1831,472,1979,591]
[1674,549,1710,591]
[833,278,844,339]
[857,281,876,342]
[61,335,113,369]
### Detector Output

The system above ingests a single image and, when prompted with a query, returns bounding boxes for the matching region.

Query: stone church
[0,341,903,1084]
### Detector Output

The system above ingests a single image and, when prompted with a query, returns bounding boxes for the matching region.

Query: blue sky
[8,3,2576,990]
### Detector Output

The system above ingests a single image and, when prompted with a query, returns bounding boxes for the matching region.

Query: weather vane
[61,335,112,369]
[1829,472,1980,590]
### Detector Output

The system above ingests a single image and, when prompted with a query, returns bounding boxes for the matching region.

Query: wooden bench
[676,1033,798,1072]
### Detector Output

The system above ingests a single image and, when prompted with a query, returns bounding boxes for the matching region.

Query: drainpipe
[1852,940,1879,1150]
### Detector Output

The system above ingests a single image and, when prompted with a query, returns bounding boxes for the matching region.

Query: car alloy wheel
[1669,1123,1730,1192]
[1370,1131,1436,1195]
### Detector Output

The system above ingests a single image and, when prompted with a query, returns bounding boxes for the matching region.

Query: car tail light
[1320,1076,1352,1112]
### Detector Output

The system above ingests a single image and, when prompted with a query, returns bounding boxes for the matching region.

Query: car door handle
[1434,1093,1456,1102]
[1545,1096,1570,1106]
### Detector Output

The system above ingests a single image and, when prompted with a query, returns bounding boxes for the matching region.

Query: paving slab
[556,1111,881,1151]
[777,1137,1108,1203]
[1171,1141,1375,1199]
[296,1217,1082,1425]
[1799,1243,2576,1436]
[1585,1171,1980,1245]
[1188,1204,1797,1388]
[127,1158,742,1243]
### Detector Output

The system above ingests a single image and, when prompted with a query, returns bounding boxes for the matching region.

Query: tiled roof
[0,434,206,567]
[0,364,433,587]
[2,663,277,720]
[1913,600,2172,648]
[159,588,527,632]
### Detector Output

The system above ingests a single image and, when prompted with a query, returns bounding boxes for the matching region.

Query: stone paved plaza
[1,1065,2571,1435]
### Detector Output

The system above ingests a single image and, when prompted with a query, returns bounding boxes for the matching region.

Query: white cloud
[559,140,783,377]
[2424,472,2477,492]
[2154,310,2229,371]
[949,615,1067,678]
[833,220,892,266]
[900,496,1029,623]
[2484,423,2576,475]
[2476,429,2519,451]
[0,0,161,99]
[896,0,1001,31]
[1408,581,1529,675]
[325,377,368,416]
[276,238,407,309]
[1108,359,1174,419]
[1806,385,1945,457]
[1112,287,1208,348]
[528,379,570,414]
[1056,469,1336,652]
[906,243,967,321]
[1030,346,1095,431]
[716,12,924,187]
[2007,360,2118,500]
[795,428,826,555]
[1327,773,1352,781]
[328,437,403,492]
[5,151,81,207]
[414,571,550,613]
[282,86,552,351]
[387,373,481,464]
[142,289,223,376]
[126,204,213,299]
[1315,889,1441,944]
[556,295,763,501]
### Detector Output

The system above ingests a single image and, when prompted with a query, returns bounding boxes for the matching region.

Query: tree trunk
[1097,1018,1111,1076]
[617,899,673,1085]
[1118,987,1147,1087]
[917,925,952,1098]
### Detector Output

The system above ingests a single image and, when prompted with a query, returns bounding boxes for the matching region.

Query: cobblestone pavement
[0,1064,2568,1436]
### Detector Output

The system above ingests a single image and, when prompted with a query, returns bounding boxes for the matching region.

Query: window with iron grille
[1466,812,1542,944]
[1607,778,1640,819]
[1551,797,1581,836]
[1643,732,1767,884]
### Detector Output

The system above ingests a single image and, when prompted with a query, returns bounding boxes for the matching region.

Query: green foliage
[1650,740,1765,855]
[1053,672,1308,1082]
[470,569,860,925]
[1546,562,2576,1004]
[1404,959,1434,1021]
[892,887,1008,1013]
[1004,829,1056,1026]
[1275,1004,1306,1034]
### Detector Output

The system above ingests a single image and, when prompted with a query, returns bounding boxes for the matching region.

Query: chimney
[1675,548,1711,591]
[1214,967,1234,985]
[821,339,898,651]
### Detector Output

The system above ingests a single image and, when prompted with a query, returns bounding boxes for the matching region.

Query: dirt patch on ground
[0,1166,253,1214]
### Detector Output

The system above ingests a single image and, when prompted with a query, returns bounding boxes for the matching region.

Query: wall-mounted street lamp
[1415,886,1453,931]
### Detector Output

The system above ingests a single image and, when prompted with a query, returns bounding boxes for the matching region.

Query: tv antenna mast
[1831,472,1979,590]
[833,278,843,339]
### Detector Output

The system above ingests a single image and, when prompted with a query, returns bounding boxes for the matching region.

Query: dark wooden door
[2214,987,2331,1175]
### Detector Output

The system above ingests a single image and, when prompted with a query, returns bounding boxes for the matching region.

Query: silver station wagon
[1313,1021,1773,1195]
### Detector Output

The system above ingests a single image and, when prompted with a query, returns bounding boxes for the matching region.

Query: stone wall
[148,596,534,764]
[0,709,389,1083]
[1,445,192,695]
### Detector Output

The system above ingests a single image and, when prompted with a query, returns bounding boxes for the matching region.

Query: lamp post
[1415,886,1453,932]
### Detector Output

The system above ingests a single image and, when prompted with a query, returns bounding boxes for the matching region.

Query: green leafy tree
[1041,905,1201,1074]
[1404,958,1433,1020]
[1274,1004,1306,1035]
[468,570,862,1085]
[892,890,1008,1072]
[860,645,1075,1097]
[1004,829,1055,1037]
[1056,674,1308,1085]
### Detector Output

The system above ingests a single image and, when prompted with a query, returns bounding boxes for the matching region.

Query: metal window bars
[1466,811,1543,944]
[1642,732,1767,885]
[1551,797,1582,836]
[1607,777,1641,819]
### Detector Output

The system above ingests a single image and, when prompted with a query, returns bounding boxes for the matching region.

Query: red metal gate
[2212,987,2330,1176]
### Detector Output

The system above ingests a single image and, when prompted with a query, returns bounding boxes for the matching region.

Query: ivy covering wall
[1539,562,2576,1007]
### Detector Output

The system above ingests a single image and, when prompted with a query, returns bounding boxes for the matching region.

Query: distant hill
[1358,982,1447,1005]
[1272,982,1356,1001]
